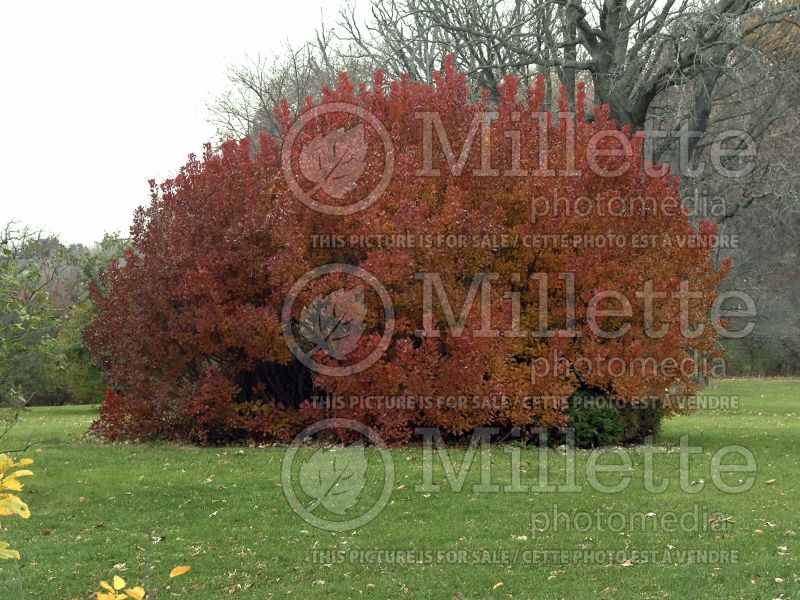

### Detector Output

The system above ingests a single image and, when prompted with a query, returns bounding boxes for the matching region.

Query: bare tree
[209,32,374,140]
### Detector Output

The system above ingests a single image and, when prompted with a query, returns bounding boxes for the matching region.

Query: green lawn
[1,379,798,598]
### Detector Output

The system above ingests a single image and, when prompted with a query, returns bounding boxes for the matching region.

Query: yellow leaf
[125,587,146,600]
[0,541,20,560]
[169,565,191,578]
[112,575,126,590]
[0,454,13,473]
[0,494,30,518]
[0,470,32,492]
[0,456,33,473]
[0,480,22,492]
[7,469,33,479]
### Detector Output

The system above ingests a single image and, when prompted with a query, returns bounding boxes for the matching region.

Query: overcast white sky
[0,0,344,245]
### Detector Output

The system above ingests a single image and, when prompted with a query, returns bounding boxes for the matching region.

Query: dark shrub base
[551,387,663,448]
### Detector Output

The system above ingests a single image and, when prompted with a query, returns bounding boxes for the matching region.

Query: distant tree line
[0,224,126,406]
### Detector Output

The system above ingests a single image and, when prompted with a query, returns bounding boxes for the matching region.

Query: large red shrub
[87,57,728,444]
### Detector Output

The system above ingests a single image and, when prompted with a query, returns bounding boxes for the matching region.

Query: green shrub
[552,387,663,448]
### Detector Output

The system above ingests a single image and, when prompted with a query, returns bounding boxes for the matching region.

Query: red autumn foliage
[87,57,728,444]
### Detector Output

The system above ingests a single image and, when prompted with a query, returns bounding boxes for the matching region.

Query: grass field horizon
[1,378,797,598]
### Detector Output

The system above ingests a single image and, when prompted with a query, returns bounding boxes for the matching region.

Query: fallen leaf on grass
[170,565,191,578]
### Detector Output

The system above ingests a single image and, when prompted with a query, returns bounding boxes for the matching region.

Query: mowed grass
[0,379,797,599]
